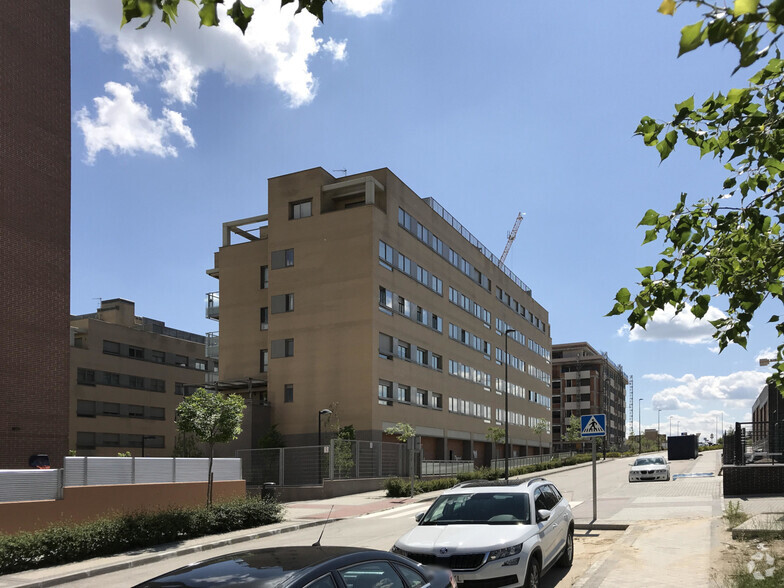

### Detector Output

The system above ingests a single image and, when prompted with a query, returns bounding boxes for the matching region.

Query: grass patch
[725,500,751,530]
[719,540,784,587]
[0,497,283,575]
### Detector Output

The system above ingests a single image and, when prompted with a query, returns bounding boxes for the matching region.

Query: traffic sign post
[581,414,606,522]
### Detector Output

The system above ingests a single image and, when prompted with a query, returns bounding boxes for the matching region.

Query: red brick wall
[0,4,71,468]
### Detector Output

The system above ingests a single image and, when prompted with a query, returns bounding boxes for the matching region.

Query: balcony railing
[206,292,219,320]
[206,331,219,359]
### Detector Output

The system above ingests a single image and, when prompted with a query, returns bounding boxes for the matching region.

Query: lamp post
[658,409,662,451]
[638,398,643,454]
[141,435,155,457]
[318,409,332,483]
[504,328,515,484]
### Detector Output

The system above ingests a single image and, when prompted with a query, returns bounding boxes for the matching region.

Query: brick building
[0,4,71,468]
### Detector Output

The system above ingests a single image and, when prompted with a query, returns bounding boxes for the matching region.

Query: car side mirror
[415,512,424,522]
[536,509,551,523]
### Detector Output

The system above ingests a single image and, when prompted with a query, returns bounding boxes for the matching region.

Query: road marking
[570,501,584,509]
[672,473,715,479]
[360,503,429,519]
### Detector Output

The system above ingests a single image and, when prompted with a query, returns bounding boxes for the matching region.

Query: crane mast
[500,212,524,264]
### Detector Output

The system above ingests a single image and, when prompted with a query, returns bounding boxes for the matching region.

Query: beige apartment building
[551,342,627,452]
[70,299,217,456]
[208,167,553,465]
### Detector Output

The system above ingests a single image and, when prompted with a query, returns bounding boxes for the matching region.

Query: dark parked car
[133,545,456,588]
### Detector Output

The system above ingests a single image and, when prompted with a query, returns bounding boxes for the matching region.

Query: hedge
[0,497,283,575]
[384,454,595,497]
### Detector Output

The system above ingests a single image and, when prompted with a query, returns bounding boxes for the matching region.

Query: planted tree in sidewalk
[385,422,417,497]
[533,420,548,463]
[565,414,583,449]
[176,388,245,506]
[485,426,506,466]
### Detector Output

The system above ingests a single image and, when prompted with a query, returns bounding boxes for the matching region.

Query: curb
[1,519,335,588]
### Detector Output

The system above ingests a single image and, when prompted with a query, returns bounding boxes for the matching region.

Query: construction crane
[499,212,525,264]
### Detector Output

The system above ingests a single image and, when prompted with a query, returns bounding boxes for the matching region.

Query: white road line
[360,503,430,519]
[570,501,584,509]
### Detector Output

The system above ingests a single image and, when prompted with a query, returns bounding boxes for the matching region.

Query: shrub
[0,497,283,575]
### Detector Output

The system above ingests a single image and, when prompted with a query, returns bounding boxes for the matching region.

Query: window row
[495,377,525,399]
[76,432,165,450]
[495,318,526,347]
[77,399,165,420]
[378,332,442,370]
[448,322,491,356]
[449,287,491,327]
[378,240,443,295]
[102,341,209,371]
[271,248,294,269]
[77,368,166,393]
[495,408,526,427]
[528,364,552,386]
[496,286,547,333]
[495,347,525,373]
[448,397,491,421]
[529,417,551,431]
[399,208,491,291]
[175,383,201,396]
[378,380,442,409]
[529,390,552,409]
[448,359,492,388]
[378,286,443,333]
[528,339,551,361]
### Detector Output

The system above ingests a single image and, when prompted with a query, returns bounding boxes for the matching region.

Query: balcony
[206,331,219,359]
[206,292,219,320]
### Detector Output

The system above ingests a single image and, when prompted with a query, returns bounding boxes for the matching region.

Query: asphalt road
[53,451,724,587]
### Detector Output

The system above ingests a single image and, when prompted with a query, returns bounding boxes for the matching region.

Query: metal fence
[63,456,242,486]
[421,460,474,476]
[724,421,784,465]
[0,469,63,503]
[490,452,575,471]
[238,440,410,487]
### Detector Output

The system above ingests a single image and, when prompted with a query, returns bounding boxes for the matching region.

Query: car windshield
[634,457,664,466]
[420,492,529,525]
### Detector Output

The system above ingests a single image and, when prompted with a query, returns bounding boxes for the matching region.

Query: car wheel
[557,528,574,568]
[524,557,541,588]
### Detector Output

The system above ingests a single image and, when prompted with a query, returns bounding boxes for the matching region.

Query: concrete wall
[0,480,246,535]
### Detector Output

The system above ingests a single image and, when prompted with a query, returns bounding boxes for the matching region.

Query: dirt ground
[709,525,784,587]
[541,528,625,587]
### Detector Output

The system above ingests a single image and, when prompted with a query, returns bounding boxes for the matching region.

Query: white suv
[392,477,573,588]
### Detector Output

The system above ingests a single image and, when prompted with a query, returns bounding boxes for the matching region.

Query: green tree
[174,431,204,457]
[565,414,582,444]
[533,420,548,463]
[119,0,330,34]
[334,424,356,479]
[258,424,286,449]
[609,0,784,387]
[176,388,245,505]
[384,422,416,443]
[485,426,506,465]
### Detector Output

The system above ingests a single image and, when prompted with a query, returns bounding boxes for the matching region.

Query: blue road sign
[581,414,606,438]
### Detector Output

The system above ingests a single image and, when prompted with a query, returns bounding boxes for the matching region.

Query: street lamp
[318,409,332,483]
[638,398,643,454]
[504,328,515,484]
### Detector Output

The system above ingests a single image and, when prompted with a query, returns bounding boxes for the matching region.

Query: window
[174,355,188,367]
[416,388,428,406]
[432,392,443,410]
[284,384,294,403]
[175,382,185,396]
[397,384,411,403]
[304,574,338,588]
[430,353,443,371]
[378,333,393,359]
[76,432,96,449]
[285,338,294,357]
[431,314,442,332]
[76,400,96,417]
[290,199,312,219]
[260,307,269,330]
[397,340,411,360]
[77,368,95,385]
[128,345,144,359]
[149,407,165,420]
[397,253,411,275]
[260,349,268,373]
[260,265,269,289]
[379,241,394,267]
[194,359,207,371]
[271,248,294,269]
[103,340,120,355]
[272,294,294,313]
[379,286,393,310]
[151,350,165,363]
[271,338,295,358]
[102,433,120,446]
[378,380,393,401]
[128,405,144,418]
[416,348,428,365]
[102,402,120,416]
[128,375,145,389]
[340,562,404,588]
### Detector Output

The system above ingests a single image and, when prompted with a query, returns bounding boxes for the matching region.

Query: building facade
[0,3,71,468]
[551,342,627,451]
[208,168,553,465]
[70,299,217,456]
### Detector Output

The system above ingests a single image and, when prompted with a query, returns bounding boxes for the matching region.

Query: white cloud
[648,371,768,410]
[642,373,678,382]
[617,304,726,345]
[755,347,778,365]
[334,0,392,17]
[322,38,348,61]
[75,82,195,164]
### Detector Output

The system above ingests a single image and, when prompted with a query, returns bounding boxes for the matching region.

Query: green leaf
[679,21,706,57]
[770,315,781,323]
[639,209,660,227]
[657,130,678,160]
[643,229,658,244]
[637,266,654,278]
[198,0,222,27]
[770,0,784,26]
[734,0,760,16]
[657,0,676,16]
[616,288,631,305]
[227,0,254,33]
[769,283,784,295]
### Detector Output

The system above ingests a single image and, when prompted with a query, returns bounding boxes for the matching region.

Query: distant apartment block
[0,4,71,468]
[207,167,553,465]
[70,299,217,456]
[551,342,627,451]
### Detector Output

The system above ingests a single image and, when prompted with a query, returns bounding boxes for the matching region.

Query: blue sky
[69,1,779,440]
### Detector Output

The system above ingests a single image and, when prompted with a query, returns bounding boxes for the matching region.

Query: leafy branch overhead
[610,0,784,384]
[120,0,331,33]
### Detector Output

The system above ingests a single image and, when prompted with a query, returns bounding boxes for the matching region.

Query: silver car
[629,455,670,482]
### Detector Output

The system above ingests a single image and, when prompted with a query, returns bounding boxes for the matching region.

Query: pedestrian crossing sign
[581,414,606,437]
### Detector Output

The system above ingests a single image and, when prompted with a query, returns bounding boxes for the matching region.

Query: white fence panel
[64,457,242,486]
[135,458,175,484]
[0,470,61,503]
[173,458,210,482]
